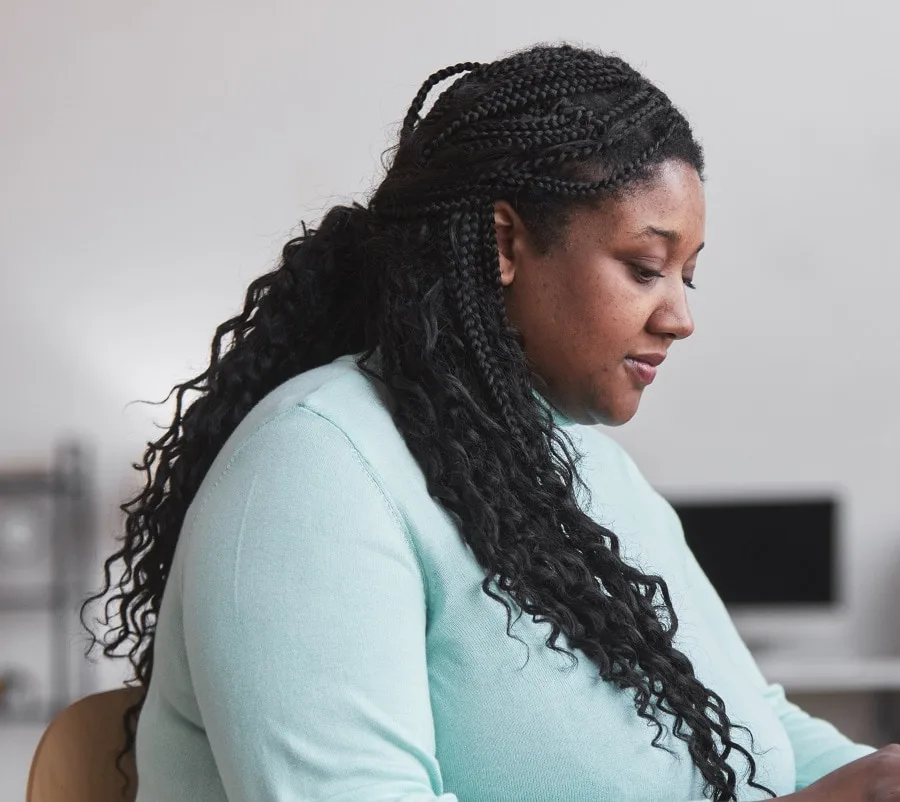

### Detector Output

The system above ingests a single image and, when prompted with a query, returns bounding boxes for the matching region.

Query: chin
[582,394,642,427]
[593,410,637,427]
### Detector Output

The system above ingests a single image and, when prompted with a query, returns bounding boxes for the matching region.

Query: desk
[755,655,900,744]
[755,655,900,694]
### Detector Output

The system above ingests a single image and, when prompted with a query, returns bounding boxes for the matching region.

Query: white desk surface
[754,654,900,693]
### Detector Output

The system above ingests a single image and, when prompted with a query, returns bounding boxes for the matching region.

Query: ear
[493,200,522,288]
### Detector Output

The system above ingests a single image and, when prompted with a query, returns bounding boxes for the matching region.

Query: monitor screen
[668,497,837,606]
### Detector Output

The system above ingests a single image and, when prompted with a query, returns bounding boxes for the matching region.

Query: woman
[89,43,898,801]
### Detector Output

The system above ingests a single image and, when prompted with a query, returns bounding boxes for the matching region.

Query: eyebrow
[635,225,705,255]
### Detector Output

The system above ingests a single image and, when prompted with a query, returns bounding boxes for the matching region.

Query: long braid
[372,48,774,800]
[401,62,482,142]
[87,43,773,801]
[453,87,654,155]
[440,192,765,795]
[446,205,529,450]
[420,68,634,163]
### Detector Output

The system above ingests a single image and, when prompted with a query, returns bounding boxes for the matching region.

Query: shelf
[0,469,85,497]
[0,442,94,732]
[0,701,60,726]
[0,584,68,612]
[0,471,60,496]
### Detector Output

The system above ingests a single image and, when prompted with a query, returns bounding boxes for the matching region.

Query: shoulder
[178,355,424,584]
[218,353,392,457]
[172,359,432,672]
[187,354,403,519]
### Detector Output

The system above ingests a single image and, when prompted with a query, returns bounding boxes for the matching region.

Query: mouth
[624,354,665,385]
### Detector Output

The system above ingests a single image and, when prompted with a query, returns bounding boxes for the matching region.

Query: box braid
[84,43,774,800]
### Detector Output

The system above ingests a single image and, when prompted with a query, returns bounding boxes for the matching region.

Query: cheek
[512,258,645,377]
[561,283,636,362]
[553,271,606,332]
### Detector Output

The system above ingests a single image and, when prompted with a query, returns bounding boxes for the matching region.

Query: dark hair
[84,43,773,801]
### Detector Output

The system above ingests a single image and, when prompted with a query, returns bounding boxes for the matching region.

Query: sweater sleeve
[677,527,876,792]
[180,405,456,801]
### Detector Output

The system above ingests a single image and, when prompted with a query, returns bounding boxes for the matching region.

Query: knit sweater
[134,354,874,801]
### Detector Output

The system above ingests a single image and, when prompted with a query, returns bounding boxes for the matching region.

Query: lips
[624,353,666,385]
[627,353,666,367]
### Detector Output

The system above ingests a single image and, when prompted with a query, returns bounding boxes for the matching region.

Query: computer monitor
[667,495,845,654]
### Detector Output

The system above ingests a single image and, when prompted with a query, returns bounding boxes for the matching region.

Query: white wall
[2,0,899,795]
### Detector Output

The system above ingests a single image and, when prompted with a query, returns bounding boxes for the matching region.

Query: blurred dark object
[0,666,38,715]
[0,440,95,724]
[669,496,837,606]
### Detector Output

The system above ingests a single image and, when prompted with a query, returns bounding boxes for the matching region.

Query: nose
[649,282,695,341]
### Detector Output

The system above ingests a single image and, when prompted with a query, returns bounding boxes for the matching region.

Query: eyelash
[633,267,697,291]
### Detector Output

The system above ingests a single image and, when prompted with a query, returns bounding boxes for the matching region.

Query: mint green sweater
[135,354,873,801]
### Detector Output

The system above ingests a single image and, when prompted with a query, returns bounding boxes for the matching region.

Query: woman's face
[495,158,706,426]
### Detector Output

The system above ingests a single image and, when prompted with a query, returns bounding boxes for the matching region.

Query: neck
[532,389,577,428]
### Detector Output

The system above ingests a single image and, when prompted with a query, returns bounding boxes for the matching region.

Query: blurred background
[2,0,899,797]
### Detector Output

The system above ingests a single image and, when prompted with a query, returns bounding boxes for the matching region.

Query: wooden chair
[26,687,143,802]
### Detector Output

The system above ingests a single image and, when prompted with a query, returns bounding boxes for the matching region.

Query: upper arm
[181,405,455,801]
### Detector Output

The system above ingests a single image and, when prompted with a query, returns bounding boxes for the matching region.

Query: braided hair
[85,43,774,800]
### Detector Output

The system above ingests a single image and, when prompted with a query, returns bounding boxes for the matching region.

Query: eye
[631,265,664,285]
[630,263,698,290]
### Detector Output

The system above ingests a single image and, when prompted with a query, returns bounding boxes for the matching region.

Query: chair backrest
[26,687,144,802]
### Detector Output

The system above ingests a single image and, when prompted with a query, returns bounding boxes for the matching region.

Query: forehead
[579,160,706,246]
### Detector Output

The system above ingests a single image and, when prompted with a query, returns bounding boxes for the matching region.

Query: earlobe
[493,201,517,288]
